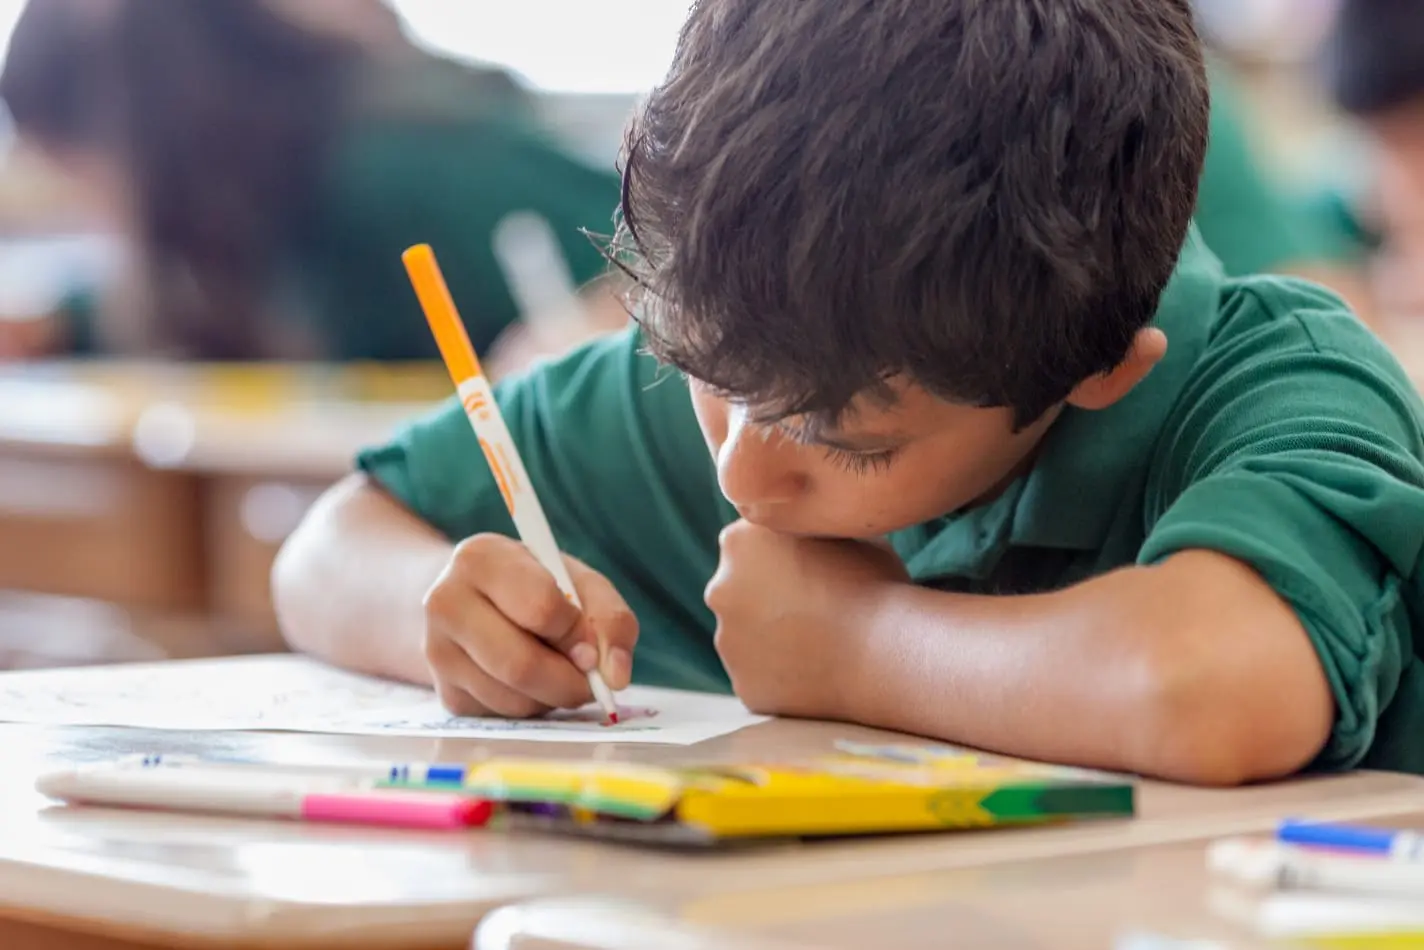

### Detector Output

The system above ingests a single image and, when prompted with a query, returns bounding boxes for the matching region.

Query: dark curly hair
[614,0,1210,429]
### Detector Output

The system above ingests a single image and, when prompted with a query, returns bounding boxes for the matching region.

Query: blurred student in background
[0,0,626,367]
[1195,62,1374,321]
[1324,0,1424,318]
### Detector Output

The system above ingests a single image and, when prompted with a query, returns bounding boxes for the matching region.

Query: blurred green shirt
[65,58,621,360]
[1195,67,1359,277]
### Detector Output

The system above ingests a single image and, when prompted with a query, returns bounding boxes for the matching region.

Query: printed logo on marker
[463,390,492,423]
[494,441,523,496]
[479,438,515,512]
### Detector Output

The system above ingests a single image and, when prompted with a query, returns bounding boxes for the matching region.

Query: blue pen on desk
[118,754,472,786]
[1279,818,1424,861]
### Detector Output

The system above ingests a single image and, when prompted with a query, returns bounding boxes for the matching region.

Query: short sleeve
[1138,285,1424,770]
[357,328,735,691]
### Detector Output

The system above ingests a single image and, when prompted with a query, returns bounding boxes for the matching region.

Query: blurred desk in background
[0,362,447,665]
[0,373,200,614]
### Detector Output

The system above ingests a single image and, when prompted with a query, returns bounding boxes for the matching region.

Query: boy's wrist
[831,581,928,729]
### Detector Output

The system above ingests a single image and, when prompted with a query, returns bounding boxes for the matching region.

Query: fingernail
[604,647,632,688]
[569,642,598,673]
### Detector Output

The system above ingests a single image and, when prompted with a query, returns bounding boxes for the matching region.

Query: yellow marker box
[450,743,1134,846]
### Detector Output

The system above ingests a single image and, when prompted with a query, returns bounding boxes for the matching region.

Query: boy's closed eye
[773,419,904,475]
[821,445,900,474]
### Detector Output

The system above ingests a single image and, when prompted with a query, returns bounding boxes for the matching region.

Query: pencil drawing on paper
[366,704,662,734]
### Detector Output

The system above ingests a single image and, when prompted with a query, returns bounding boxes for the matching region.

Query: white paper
[0,654,767,745]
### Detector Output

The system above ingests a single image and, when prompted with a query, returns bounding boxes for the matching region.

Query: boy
[275,0,1424,785]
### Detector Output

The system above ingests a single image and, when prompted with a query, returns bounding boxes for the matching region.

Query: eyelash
[766,420,898,475]
[824,446,898,475]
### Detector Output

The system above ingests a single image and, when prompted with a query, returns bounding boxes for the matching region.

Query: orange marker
[402,244,619,724]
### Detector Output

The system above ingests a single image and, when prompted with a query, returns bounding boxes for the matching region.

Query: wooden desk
[0,376,203,613]
[0,363,444,652]
[150,400,430,640]
[2,720,1423,950]
[476,812,1424,950]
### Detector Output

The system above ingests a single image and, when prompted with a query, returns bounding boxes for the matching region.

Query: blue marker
[1278,818,1424,861]
[116,754,471,786]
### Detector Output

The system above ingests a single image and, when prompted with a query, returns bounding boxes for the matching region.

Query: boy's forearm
[272,474,451,685]
[845,550,1334,785]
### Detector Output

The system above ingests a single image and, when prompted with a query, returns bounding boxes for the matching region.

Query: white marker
[405,244,621,723]
[1209,838,1424,899]
[37,765,488,829]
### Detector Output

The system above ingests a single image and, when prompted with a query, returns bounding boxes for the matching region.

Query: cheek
[788,466,955,538]
[849,468,964,528]
[801,434,1042,538]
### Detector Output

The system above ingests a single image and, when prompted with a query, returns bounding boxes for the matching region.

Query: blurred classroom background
[0,0,1419,671]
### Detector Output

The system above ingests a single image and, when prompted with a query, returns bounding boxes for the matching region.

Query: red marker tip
[608,712,620,725]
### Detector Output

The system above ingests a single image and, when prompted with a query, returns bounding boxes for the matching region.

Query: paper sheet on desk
[0,654,767,744]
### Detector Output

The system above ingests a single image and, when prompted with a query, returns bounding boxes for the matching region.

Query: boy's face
[689,378,1060,540]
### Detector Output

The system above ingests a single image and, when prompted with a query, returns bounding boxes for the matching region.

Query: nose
[716,405,804,510]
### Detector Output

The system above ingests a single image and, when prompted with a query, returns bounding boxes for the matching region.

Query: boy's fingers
[426,634,547,719]
[564,556,639,690]
[446,535,636,694]
[440,653,555,719]
[454,534,582,641]
[427,549,589,711]
[454,607,592,710]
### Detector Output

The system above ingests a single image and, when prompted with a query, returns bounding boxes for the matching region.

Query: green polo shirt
[358,227,1424,774]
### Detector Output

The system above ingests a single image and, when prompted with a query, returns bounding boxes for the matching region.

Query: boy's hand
[423,534,638,718]
[705,520,911,719]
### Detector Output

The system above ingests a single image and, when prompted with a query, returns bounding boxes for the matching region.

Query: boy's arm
[276,328,735,692]
[272,473,452,685]
[848,550,1332,785]
[709,525,1324,785]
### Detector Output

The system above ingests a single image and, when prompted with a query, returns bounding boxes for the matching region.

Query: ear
[1065,328,1168,411]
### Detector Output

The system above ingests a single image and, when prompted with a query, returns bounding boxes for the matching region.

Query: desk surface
[2,722,1423,950]
[476,820,1424,950]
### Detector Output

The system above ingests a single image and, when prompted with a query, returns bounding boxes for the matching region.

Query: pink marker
[37,765,492,830]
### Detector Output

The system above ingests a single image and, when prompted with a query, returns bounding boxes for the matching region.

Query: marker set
[38,744,1136,844]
